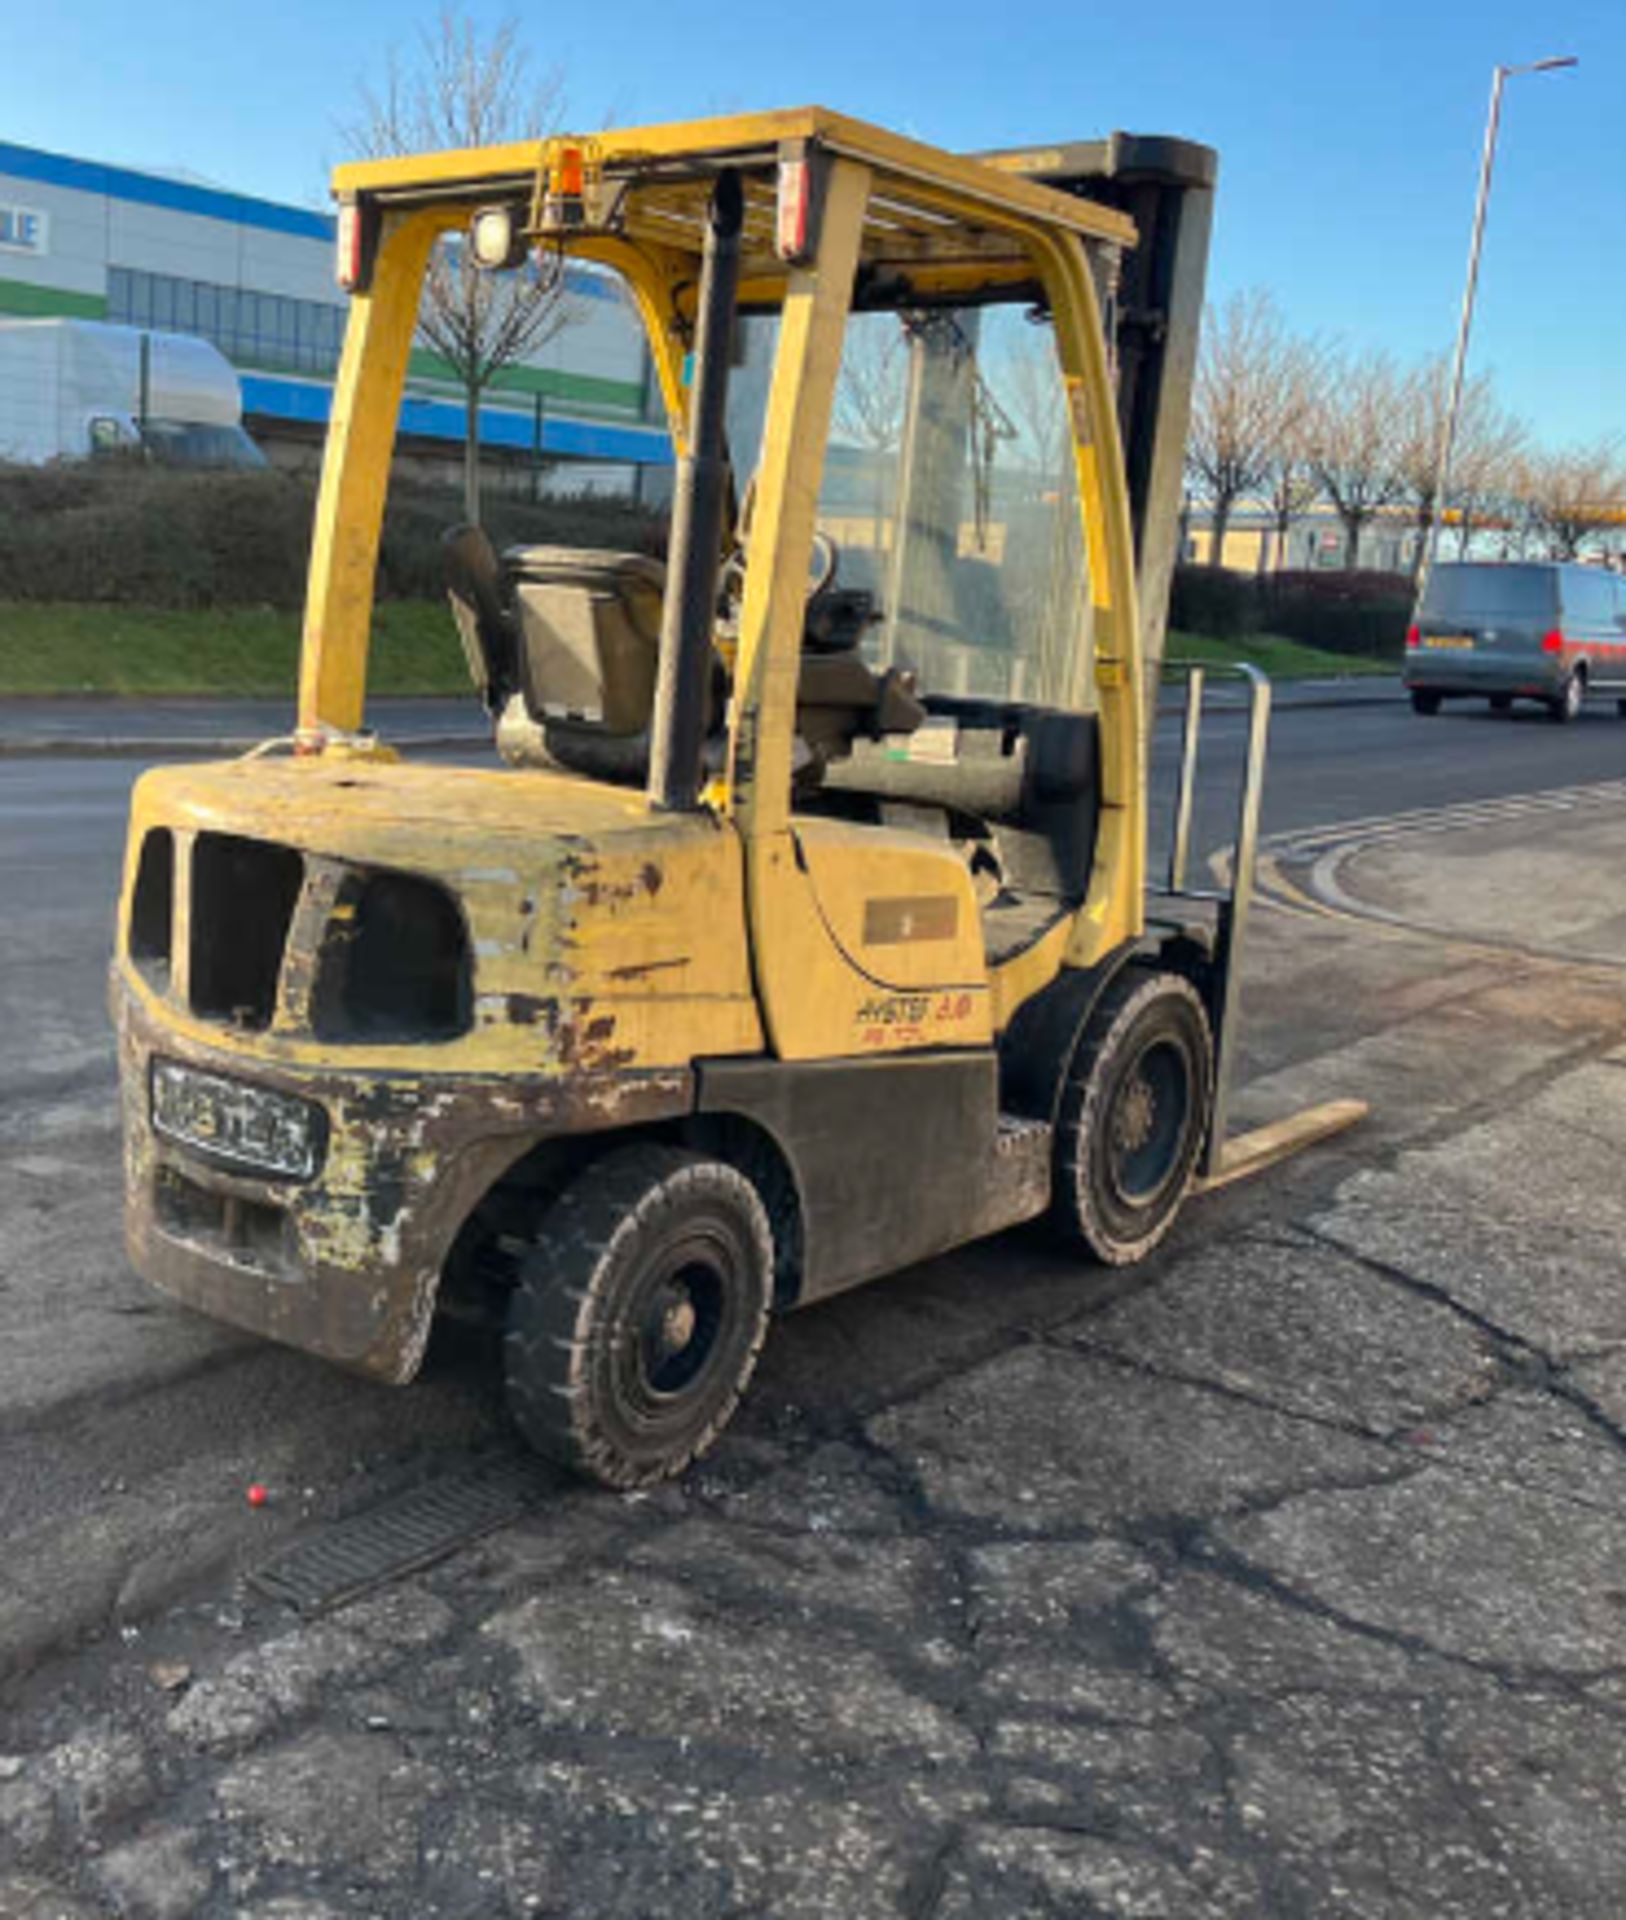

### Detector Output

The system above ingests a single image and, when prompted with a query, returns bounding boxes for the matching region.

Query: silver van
[1405,562,1626,722]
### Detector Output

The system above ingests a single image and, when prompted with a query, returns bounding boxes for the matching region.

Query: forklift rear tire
[503,1143,773,1489]
[1054,966,1212,1266]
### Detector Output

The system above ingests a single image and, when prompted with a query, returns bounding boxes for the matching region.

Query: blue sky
[3,0,1618,446]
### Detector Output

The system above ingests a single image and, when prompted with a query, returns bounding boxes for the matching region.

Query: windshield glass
[1561,566,1623,624]
[140,419,268,469]
[1421,564,1557,622]
[729,298,1090,710]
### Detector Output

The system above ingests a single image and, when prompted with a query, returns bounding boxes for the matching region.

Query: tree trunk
[1410,502,1431,581]
[463,385,483,525]
[1209,494,1233,568]
[1342,510,1362,570]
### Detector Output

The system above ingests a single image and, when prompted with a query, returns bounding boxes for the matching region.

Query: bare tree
[342,9,575,522]
[1392,354,1526,573]
[1001,328,1068,483]
[1257,348,1324,571]
[1307,348,1407,570]
[1187,290,1315,565]
[1516,440,1626,559]
[1450,410,1528,559]
[1259,447,1321,571]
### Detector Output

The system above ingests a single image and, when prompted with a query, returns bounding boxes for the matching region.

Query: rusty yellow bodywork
[116,756,763,1378]
[112,107,1150,1378]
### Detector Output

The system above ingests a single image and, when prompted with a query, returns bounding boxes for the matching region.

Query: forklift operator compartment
[111,109,1357,1489]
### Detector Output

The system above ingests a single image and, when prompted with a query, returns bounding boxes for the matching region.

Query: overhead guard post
[648,169,744,811]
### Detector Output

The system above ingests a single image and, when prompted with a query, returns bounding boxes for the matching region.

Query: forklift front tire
[1054,967,1212,1266]
[503,1144,773,1489]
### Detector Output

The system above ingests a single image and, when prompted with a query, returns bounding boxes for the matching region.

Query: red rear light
[1405,624,1420,650]
[1541,629,1566,654]
[776,153,813,262]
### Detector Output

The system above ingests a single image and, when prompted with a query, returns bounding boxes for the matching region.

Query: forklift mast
[982,133,1218,717]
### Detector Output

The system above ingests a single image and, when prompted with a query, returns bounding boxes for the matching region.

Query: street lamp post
[1422,55,1577,587]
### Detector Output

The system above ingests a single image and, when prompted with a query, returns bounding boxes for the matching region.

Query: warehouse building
[0,138,671,493]
[1182,507,1420,575]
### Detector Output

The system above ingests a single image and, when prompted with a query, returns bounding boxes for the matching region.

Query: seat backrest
[504,546,665,737]
[443,524,522,714]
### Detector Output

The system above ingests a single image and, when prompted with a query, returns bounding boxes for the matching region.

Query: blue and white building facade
[0,139,672,492]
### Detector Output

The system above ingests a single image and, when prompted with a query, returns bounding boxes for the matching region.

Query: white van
[0,318,265,468]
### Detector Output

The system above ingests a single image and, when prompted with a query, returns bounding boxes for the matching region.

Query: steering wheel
[717,529,840,628]
[805,529,840,600]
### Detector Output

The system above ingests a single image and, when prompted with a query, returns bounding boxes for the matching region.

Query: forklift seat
[505,545,665,736]
[443,529,666,778]
[444,527,925,783]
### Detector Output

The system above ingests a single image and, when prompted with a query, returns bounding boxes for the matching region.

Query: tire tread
[1053,964,1212,1267]
[503,1143,772,1489]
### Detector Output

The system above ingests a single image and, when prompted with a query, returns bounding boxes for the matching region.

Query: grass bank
[0,602,1395,698]
[1165,630,1394,680]
[0,601,466,697]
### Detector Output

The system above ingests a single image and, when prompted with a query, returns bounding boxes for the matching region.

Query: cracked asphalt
[6,714,1626,1917]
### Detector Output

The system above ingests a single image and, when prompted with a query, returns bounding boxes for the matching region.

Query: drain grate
[250,1462,553,1615]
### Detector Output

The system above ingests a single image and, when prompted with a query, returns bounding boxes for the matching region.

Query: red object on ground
[246,1483,269,1508]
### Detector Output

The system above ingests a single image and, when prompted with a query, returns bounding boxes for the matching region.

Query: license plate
[150,1058,325,1181]
[1422,634,1473,650]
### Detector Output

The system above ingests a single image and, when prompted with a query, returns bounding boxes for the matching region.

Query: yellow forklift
[112,109,1357,1487]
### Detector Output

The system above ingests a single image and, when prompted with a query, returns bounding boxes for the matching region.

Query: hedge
[0,466,1414,662]
[0,464,666,611]
[1169,563,1411,660]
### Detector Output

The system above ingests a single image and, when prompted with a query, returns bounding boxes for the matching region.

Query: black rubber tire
[1489,694,1513,713]
[503,1143,772,1489]
[1616,698,1626,719]
[1410,690,1441,716]
[1548,672,1584,724]
[1053,966,1213,1266]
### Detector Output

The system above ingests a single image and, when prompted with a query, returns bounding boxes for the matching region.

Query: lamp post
[1422,55,1577,586]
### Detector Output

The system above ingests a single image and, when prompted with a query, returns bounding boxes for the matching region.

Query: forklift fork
[1155,661,1365,1189]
